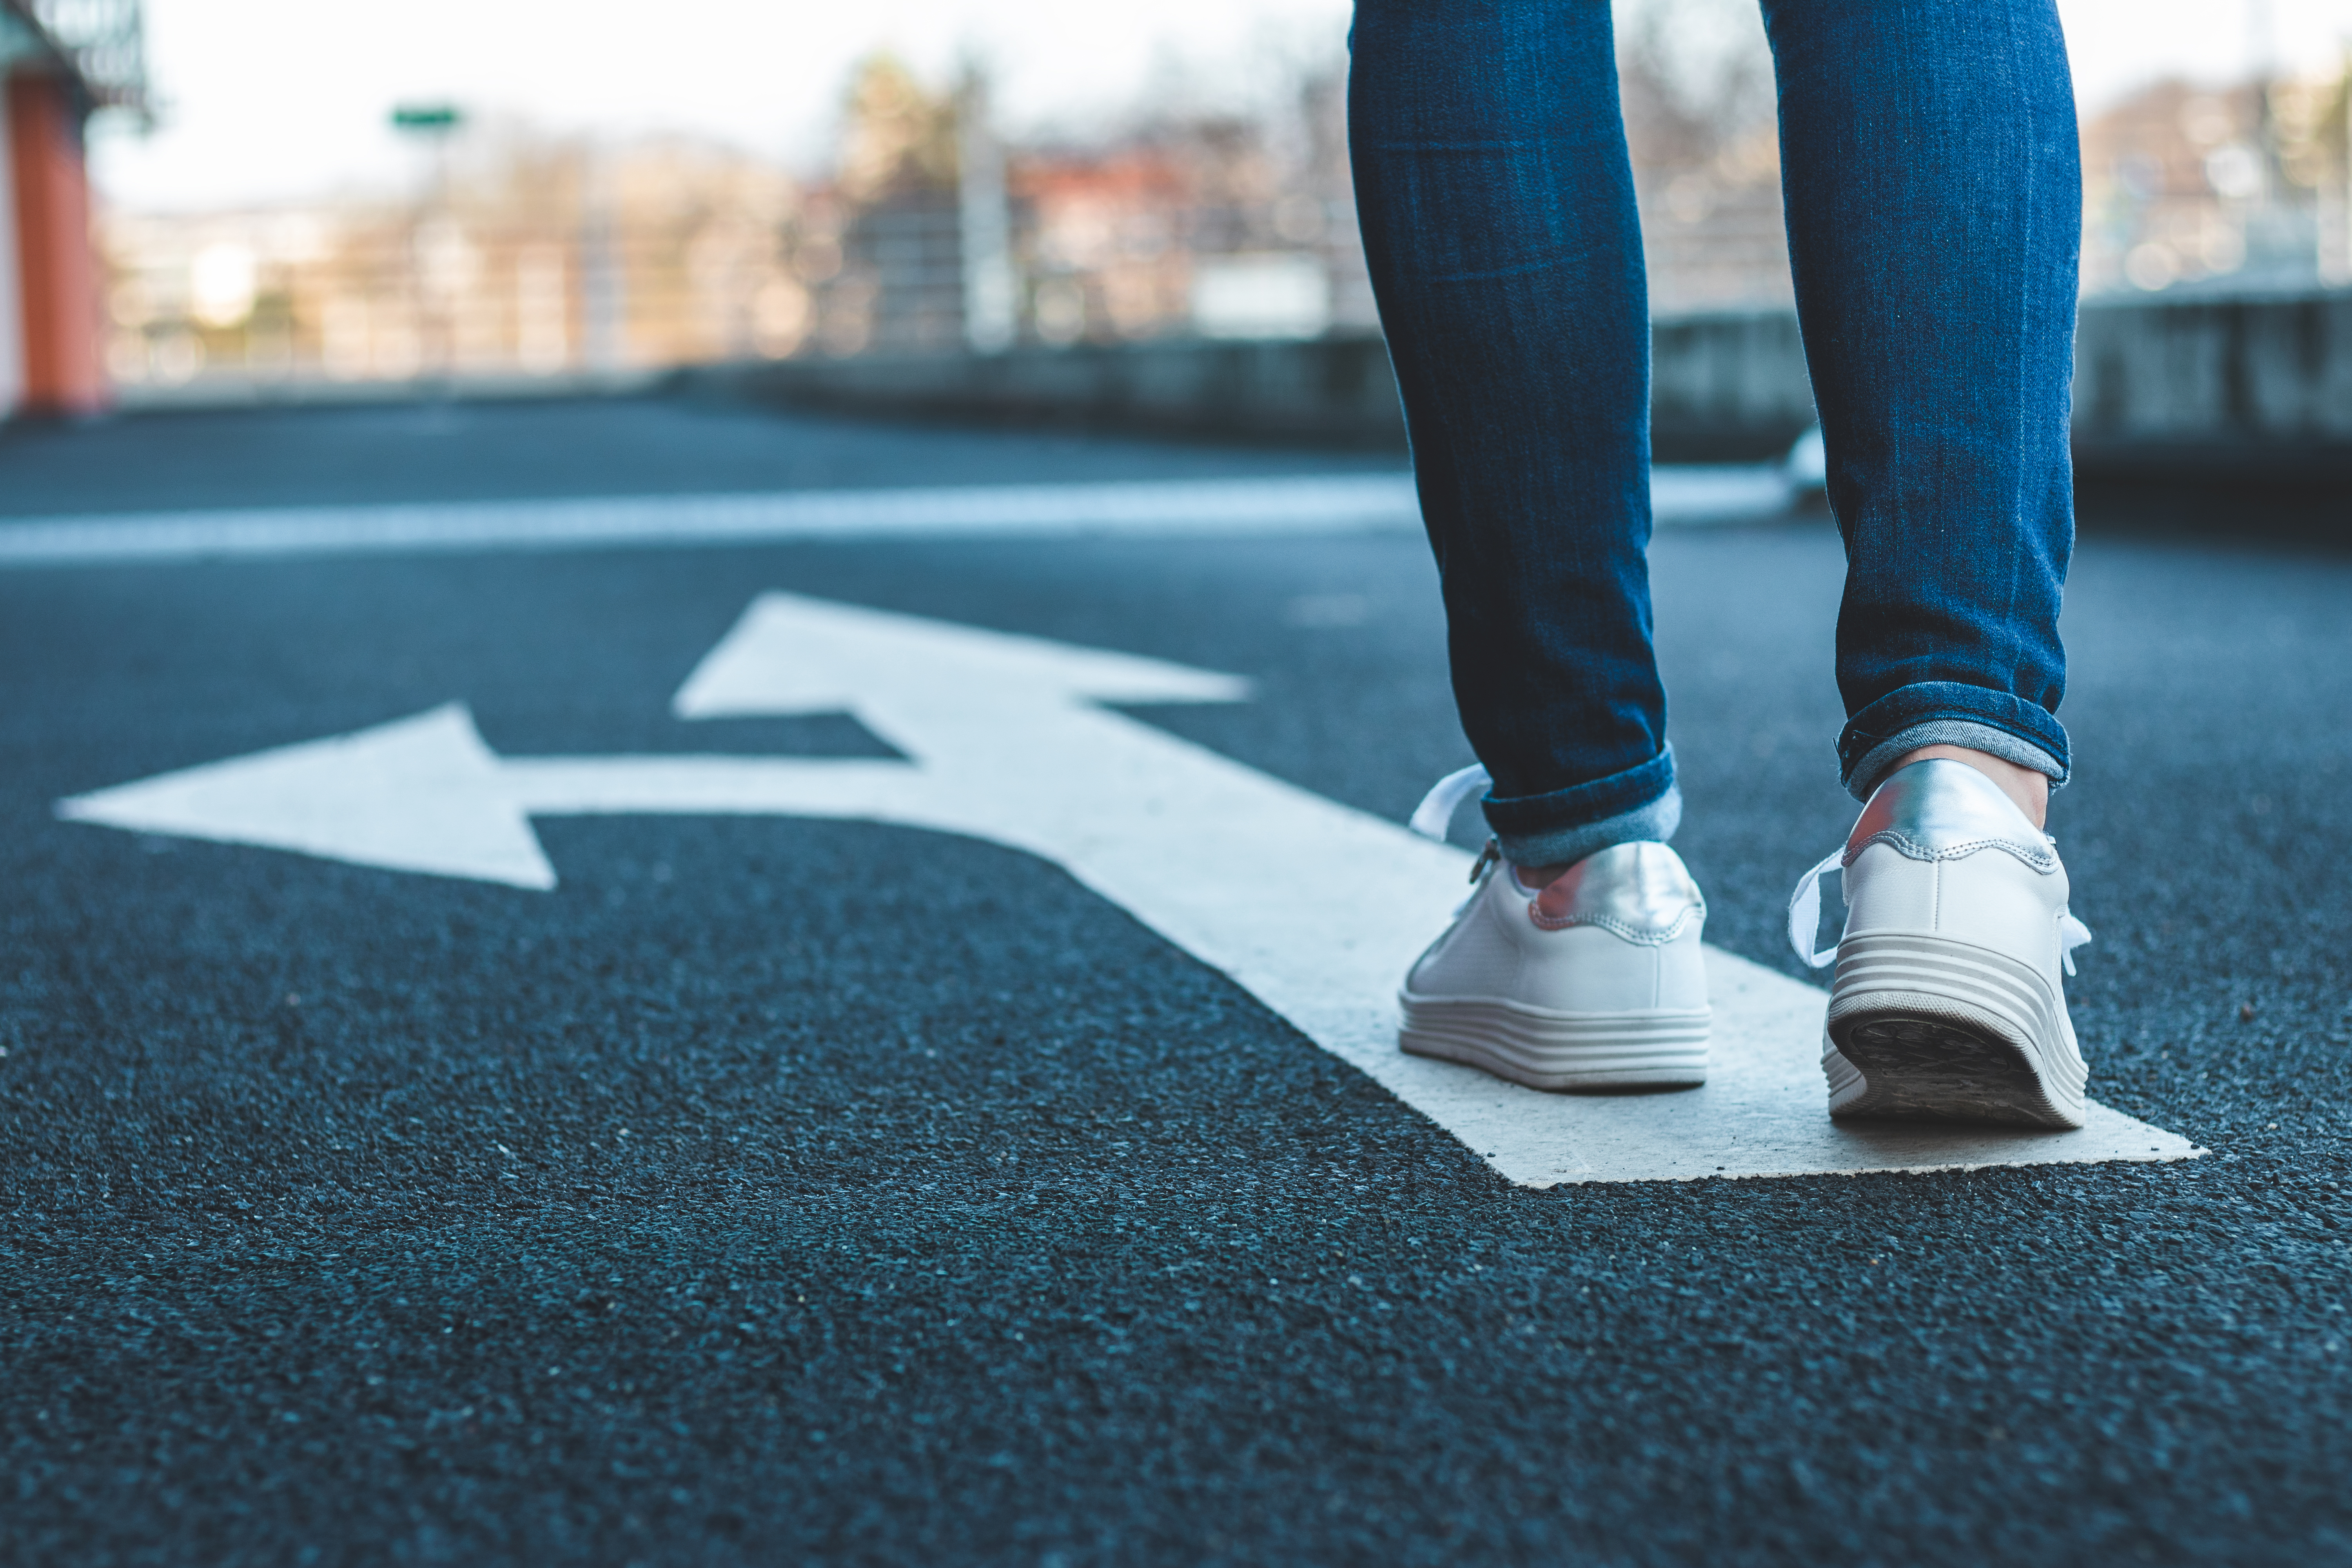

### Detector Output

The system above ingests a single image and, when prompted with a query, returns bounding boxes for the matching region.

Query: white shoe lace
[1784,845,2094,974]
[1784,849,1848,969]
[1408,763,1491,840]
[1409,764,1502,894]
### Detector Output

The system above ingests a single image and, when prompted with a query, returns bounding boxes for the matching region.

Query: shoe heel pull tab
[1785,849,1846,969]
[1410,763,1492,842]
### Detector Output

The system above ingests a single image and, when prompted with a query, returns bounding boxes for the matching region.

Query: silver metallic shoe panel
[1527,841,1705,944]
[1844,759,2057,874]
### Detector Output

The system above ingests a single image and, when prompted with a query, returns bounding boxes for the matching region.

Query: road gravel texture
[0,401,2347,1566]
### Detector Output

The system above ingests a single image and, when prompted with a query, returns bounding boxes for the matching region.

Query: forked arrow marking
[57,591,1253,892]
[56,591,2199,1186]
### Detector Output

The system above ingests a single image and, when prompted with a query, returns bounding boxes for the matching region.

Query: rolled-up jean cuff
[1839,683,2069,802]
[1483,746,1681,866]
[1846,721,2067,802]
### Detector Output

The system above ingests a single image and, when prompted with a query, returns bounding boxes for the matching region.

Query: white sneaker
[1399,841,1712,1090]
[1788,758,2093,1129]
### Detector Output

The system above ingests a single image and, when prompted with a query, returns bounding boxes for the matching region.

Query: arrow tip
[58,702,559,890]
[672,592,1251,719]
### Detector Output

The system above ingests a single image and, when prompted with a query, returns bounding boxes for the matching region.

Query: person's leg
[1350,0,1677,869]
[1760,0,2080,807]
[1355,1,1712,1093]
[1764,0,2090,1127]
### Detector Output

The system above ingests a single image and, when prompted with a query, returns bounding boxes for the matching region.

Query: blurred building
[2082,67,2351,297]
[2,0,145,417]
[786,57,966,357]
[87,34,2352,402]
[1009,67,1379,345]
[92,43,1804,400]
[1615,0,1793,314]
[787,56,1377,357]
[1628,136,1793,315]
[102,131,805,392]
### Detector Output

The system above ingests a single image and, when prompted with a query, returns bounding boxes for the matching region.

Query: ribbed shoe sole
[1824,931,2087,1129]
[1398,993,1710,1091]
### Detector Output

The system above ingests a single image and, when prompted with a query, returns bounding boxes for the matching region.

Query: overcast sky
[91,0,2352,213]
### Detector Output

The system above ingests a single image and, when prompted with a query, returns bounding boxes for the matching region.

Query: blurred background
[0,0,2341,414]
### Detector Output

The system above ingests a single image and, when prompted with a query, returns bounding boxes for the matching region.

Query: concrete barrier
[684,335,1411,450]
[1647,310,1815,461]
[684,323,1820,459]
[2072,294,2352,477]
[688,293,2352,490]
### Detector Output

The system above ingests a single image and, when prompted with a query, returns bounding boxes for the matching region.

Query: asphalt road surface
[3,397,2348,1566]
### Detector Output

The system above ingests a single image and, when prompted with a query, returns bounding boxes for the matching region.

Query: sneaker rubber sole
[1823,931,2087,1129]
[1398,994,1710,1091]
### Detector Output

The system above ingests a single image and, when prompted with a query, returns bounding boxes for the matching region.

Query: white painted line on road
[1648,464,1797,521]
[57,592,2190,1185]
[0,467,1796,569]
[0,477,1416,566]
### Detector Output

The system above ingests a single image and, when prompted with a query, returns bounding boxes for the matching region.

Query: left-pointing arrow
[57,703,562,889]
[56,701,940,890]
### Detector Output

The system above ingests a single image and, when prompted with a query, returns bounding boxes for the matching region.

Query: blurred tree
[1616,0,1792,310]
[1617,0,1778,174]
[837,55,960,203]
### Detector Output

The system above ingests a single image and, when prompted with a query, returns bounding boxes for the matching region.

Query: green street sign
[391,104,463,132]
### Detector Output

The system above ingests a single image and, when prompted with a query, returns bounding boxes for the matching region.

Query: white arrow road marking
[52,704,930,893]
[58,704,562,889]
[57,592,2199,1186]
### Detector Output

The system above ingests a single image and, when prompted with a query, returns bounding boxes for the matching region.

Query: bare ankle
[1889,745,2050,828]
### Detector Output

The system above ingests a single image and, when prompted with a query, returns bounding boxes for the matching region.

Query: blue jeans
[1350,0,2080,865]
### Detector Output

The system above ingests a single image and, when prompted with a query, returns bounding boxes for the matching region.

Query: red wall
[7,70,106,416]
